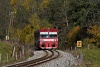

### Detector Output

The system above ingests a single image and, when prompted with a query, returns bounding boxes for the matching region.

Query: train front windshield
[49,32,57,38]
[40,34,57,38]
[40,32,57,38]
[40,34,48,38]
[40,32,48,38]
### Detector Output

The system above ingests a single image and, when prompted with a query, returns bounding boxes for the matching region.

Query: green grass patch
[0,41,13,62]
[80,48,100,67]
[65,47,100,67]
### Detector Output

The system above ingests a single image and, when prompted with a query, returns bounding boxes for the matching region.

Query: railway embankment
[4,50,79,67]
[34,50,79,67]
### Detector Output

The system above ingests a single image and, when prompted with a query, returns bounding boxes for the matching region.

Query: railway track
[5,50,60,67]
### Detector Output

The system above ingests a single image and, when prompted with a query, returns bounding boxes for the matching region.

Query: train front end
[39,28,58,49]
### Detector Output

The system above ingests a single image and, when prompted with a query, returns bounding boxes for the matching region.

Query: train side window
[49,34,57,38]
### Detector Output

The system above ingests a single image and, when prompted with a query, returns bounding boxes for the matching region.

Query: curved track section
[5,50,60,67]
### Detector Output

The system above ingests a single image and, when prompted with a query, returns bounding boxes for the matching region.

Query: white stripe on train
[40,32,57,34]
[40,39,58,41]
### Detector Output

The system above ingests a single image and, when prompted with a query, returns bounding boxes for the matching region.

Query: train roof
[40,28,58,32]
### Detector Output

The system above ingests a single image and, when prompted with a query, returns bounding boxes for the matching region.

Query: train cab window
[49,34,57,38]
[40,34,48,38]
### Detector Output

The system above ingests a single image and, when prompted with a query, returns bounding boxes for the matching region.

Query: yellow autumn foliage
[40,0,51,11]
[88,25,100,39]
[87,25,100,45]
[30,14,40,30]
[85,38,96,44]
[10,0,17,6]
[20,24,34,45]
[67,26,81,45]
[23,0,31,10]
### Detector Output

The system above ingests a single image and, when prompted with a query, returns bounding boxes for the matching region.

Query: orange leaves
[87,25,100,46]
[88,25,100,39]
[67,26,81,39]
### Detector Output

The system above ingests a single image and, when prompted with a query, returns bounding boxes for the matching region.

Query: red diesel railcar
[34,28,58,49]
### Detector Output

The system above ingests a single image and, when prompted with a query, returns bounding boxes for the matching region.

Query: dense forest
[0,0,100,49]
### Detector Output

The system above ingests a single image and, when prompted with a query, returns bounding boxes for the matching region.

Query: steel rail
[5,50,48,67]
[26,50,60,67]
[5,50,60,67]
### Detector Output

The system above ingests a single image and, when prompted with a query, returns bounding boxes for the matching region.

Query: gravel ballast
[32,50,78,67]
[27,50,46,61]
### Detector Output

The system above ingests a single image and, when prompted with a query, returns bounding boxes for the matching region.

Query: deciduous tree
[87,25,100,47]
[67,26,81,48]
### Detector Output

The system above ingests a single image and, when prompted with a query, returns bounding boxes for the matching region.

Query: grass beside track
[65,47,100,67]
[0,41,13,62]
[80,48,100,67]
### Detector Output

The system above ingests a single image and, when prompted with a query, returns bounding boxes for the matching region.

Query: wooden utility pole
[8,12,16,40]
[7,53,8,62]
[12,46,15,58]
[64,0,68,26]
[0,54,1,63]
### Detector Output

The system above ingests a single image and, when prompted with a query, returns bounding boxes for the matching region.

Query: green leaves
[0,0,100,49]
[19,14,53,45]
[67,0,99,26]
